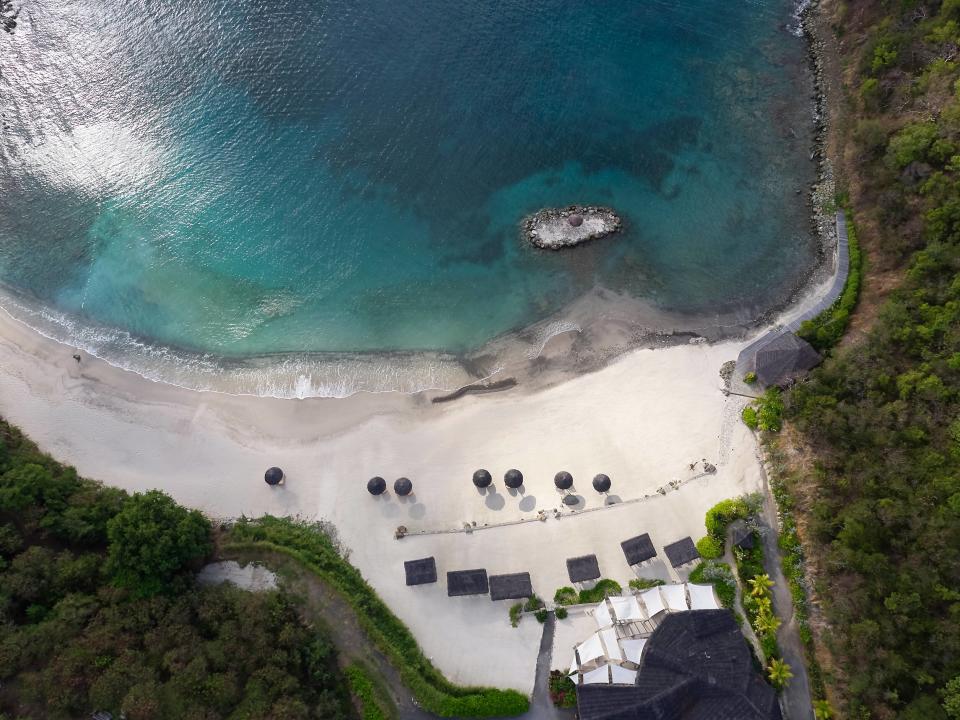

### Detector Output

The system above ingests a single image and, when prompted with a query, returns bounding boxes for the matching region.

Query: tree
[106,490,211,596]
[813,699,834,719]
[767,658,793,689]
[748,574,775,598]
[944,675,960,719]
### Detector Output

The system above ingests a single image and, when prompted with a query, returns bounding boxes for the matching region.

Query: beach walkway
[732,211,849,396]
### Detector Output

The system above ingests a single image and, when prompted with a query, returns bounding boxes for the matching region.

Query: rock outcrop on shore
[523,206,622,250]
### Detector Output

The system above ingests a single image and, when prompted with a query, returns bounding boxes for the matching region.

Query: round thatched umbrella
[472,469,492,489]
[367,476,386,496]
[592,473,611,493]
[504,469,524,489]
[554,471,573,491]
[264,467,284,486]
[567,213,583,227]
[394,477,413,496]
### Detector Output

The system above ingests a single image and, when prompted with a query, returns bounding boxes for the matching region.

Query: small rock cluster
[1,0,18,33]
[523,205,622,250]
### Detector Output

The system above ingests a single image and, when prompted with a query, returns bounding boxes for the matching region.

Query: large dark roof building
[577,610,782,720]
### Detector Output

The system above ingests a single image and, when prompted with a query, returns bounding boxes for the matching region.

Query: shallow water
[0,0,816,395]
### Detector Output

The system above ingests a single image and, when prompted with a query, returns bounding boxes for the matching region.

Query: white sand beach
[0,306,765,692]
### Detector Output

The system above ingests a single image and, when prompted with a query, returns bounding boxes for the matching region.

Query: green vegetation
[509,603,523,628]
[344,663,393,720]
[627,577,665,591]
[704,495,760,541]
[534,609,549,623]
[553,586,578,606]
[780,3,960,713]
[576,579,622,604]
[741,405,759,429]
[106,489,211,597]
[225,516,529,717]
[688,560,736,609]
[750,388,784,432]
[548,670,577,708]
[767,657,794,691]
[798,211,863,351]
[694,535,723,559]
[0,419,354,719]
[523,594,544,611]
[744,370,758,384]
[554,607,568,620]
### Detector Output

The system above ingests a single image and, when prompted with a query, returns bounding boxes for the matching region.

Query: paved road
[525,616,575,720]
[758,472,815,720]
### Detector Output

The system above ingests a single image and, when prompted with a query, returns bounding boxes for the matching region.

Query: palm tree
[813,699,834,719]
[767,658,793,689]
[748,573,774,598]
[755,609,781,635]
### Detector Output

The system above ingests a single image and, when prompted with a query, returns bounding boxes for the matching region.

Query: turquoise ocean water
[0,0,816,396]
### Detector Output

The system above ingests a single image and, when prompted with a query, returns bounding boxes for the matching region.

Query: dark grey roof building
[404,557,437,586]
[752,332,821,389]
[489,572,533,601]
[577,610,782,720]
[447,569,489,596]
[621,533,657,566]
[663,537,699,568]
[730,519,756,550]
[567,554,601,583]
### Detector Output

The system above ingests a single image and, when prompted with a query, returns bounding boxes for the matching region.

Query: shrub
[704,496,758,540]
[548,670,577,708]
[756,389,783,432]
[695,536,723,560]
[508,603,523,628]
[534,610,548,623]
[553,587,578,606]
[523,595,544,612]
[886,121,939,169]
[628,578,665,590]
[578,579,622,604]
[554,607,568,620]
[744,371,757,384]
[741,406,759,429]
[344,664,389,720]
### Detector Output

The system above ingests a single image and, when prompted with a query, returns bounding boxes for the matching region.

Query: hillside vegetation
[784,1,960,717]
[0,419,353,720]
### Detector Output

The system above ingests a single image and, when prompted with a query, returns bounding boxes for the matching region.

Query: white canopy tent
[576,632,606,665]
[639,587,665,617]
[568,655,579,676]
[661,583,688,612]
[610,594,645,622]
[619,637,647,665]
[610,665,638,685]
[582,665,611,684]
[688,583,720,610]
[599,627,623,662]
[592,599,613,629]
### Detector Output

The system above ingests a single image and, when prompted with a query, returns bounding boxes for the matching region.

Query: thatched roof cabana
[753,331,821,388]
[566,554,601,583]
[554,470,574,490]
[472,469,492,488]
[504,469,524,489]
[489,572,533,601]
[592,473,611,493]
[367,476,386,495]
[620,533,656,565]
[264,467,284,486]
[447,569,489,597]
[404,557,437,586]
[394,477,413,496]
[730,519,756,550]
[664,536,700,568]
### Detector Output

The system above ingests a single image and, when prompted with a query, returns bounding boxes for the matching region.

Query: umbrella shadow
[484,489,506,511]
[605,494,622,505]
[518,495,537,512]
[507,486,525,497]
[563,494,585,508]
[379,498,400,519]
[409,502,426,519]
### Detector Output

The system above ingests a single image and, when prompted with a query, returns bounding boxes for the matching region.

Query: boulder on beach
[522,205,622,250]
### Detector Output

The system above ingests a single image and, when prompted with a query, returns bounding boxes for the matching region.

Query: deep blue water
[0,0,816,392]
